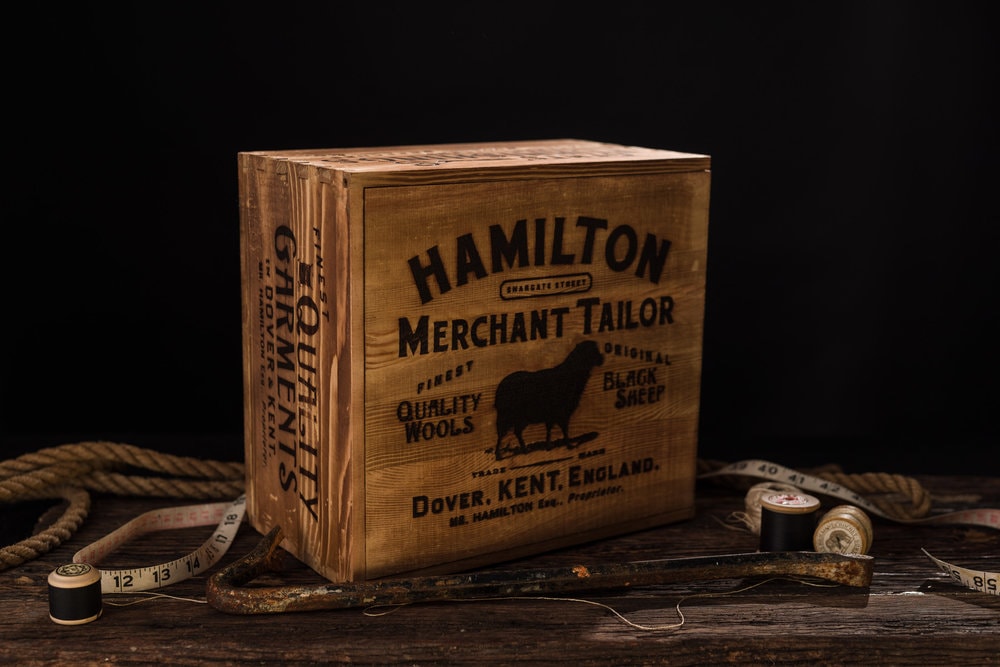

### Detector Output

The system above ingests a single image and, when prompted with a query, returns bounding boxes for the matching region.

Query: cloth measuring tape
[699,459,999,596]
[48,495,246,624]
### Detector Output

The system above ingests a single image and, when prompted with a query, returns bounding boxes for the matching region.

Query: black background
[3,3,997,474]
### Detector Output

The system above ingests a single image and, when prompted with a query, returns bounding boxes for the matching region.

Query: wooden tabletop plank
[2,475,997,665]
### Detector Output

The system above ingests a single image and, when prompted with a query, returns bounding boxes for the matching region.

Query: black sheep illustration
[494,340,604,460]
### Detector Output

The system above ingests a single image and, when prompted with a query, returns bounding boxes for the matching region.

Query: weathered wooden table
[2,474,997,665]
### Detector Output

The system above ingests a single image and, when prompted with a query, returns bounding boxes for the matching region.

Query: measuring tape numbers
[49,494,247,625]
[699,459,1000,596]
[922,548,999,596]
[71,494,247,594]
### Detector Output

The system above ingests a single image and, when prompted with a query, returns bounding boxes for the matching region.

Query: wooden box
[239,139,711,582]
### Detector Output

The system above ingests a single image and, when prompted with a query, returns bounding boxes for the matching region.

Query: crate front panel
[362,171,708,577]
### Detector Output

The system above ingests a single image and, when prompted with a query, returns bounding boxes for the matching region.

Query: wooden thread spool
[48,562,103,625]
[813,504,873,555]
[759,492,821,552]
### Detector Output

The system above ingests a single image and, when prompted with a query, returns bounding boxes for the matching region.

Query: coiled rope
[2,445,934,572]
[696,458,933,525]
[0,441,244,571]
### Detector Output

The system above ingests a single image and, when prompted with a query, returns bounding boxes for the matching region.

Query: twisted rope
[811,470,932,520]
[3,446,934,571]
[697,458,933,522]
[1,441,245,571]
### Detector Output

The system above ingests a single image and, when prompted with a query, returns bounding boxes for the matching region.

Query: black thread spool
[759,492,821,552]
[48,562,103,625]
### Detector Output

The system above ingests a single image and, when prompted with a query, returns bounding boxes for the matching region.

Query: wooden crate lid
[240,138,710,174]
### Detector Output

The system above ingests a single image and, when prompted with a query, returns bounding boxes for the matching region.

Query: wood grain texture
[2,471,997,665]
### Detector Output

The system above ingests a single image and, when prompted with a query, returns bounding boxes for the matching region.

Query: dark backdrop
[3,3,997,474]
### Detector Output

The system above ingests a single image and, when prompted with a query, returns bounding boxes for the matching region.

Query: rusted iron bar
[206,526,874,615]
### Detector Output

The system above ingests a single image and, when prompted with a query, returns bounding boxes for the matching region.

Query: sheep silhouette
[494,340,604,460]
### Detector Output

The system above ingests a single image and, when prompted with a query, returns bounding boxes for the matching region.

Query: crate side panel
[240,156,359,581]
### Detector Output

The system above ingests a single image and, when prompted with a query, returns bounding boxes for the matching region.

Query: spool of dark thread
[759,492,821,552]
[48,562,103,625]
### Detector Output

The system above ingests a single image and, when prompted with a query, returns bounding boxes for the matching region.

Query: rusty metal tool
[206,526,874,615]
